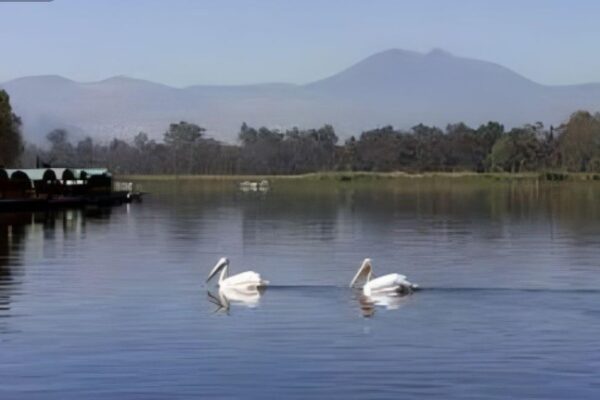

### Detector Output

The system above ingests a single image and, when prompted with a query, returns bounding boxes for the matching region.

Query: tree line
[3,89,600,174]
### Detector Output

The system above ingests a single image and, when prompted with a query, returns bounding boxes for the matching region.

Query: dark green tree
[0,90,23,167]
[489,126,544,172]
[559,111,600,171]
[164,121,205,174]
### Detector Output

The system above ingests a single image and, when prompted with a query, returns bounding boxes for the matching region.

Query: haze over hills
[3,48,600,144]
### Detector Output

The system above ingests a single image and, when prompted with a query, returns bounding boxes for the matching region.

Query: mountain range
[2,48,600,143]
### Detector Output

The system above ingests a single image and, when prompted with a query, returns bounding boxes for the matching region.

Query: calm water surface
[1,180,600,399]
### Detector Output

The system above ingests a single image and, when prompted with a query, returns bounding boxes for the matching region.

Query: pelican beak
[207,257,228,282]
[350,258,372,287]
[349,270,361,288]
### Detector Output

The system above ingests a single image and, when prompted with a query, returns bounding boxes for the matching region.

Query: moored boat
[0,167,142,212]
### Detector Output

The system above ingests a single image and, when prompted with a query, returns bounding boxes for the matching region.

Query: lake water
[1,179,600,399]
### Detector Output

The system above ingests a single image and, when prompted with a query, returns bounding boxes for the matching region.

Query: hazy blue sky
[1,0,599,86]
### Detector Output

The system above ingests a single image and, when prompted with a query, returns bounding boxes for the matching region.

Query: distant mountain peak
[373,48,422,57]
[94,75,162,85]
[363,47,455,62]
[427,48,453,57]
[359,48,422,64]
[87,75,177,91]
[8,74,76,85]
[99,75,134,83]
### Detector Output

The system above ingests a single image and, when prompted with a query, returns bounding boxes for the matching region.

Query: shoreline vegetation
[2,90,600,177]
[118,171,600,183]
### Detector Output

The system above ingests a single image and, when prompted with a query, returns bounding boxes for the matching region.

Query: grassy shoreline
[117,171,600,182]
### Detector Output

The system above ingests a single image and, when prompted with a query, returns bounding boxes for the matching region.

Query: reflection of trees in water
[0,213,28,313]
[240,185,341,244]
[318,181,600,240]
[0,209,113,316]
[153,183,237,249]
[479,182,600,242]
[141,181,343,249]
[149,180,600,247]
[119,180,600,264]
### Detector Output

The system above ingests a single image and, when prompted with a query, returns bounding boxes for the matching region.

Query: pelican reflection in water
[207,286,265,313]
[356,291,412,317]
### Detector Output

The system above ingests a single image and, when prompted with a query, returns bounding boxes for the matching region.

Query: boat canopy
[49,168,75,180]
[2,168,110,182]
[75,168,111,179]
[4,168,56,182]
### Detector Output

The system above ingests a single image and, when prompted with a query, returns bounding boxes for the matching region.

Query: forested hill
[3,49,600,143]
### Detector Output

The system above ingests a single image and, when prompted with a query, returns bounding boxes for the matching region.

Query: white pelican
[350,258,418,296]
[206,257,269,289]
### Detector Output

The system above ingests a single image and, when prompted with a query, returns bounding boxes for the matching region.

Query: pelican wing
[222,271,267,287]
[366,273,408,292]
